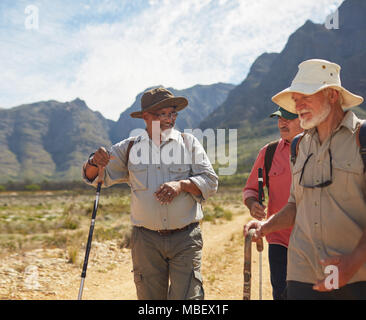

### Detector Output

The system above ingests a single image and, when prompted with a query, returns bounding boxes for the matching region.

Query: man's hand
[250,201,267,220]
[313,254,363,292]
[155,181,182,205]
[84,147,114,182]
[243,220,265,242]
[92,147,112,167]
[245,197,266,220]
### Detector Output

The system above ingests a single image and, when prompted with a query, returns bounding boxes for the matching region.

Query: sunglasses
[299,149,333,188]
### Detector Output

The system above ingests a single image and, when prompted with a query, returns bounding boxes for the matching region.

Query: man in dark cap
[83,87,218,300]
[243,107,303,299]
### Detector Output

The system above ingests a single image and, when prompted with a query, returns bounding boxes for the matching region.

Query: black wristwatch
[88,153,98,168]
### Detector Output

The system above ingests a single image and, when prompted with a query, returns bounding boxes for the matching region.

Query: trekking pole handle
[244,229,263,300]
[258,168,264,205]
[97,166,105,184]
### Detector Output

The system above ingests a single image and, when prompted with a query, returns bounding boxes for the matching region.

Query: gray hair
[322,88,343,106]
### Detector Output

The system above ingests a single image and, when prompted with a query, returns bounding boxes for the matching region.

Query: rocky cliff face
[199,0,366,134]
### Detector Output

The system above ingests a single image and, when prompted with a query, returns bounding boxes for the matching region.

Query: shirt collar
[337,110,360,133]
[277,138,288,151]
[136,127,180,143]
[304,110,359,138]
[161,127,180,142]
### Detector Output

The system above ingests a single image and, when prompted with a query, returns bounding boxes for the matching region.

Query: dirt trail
[0,213,273,300]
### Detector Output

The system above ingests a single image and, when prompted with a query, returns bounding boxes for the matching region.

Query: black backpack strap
[181,133,194,163]
[264,140,279,190]
[291,133,305,165]
[125,138,136,167]
[356,120,366,173]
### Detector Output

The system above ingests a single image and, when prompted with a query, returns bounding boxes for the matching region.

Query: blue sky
[0,0,344,120]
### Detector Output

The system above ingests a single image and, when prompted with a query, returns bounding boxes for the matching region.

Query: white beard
[299,102,331,130]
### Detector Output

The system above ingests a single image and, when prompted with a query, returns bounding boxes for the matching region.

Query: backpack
[290,121,366,172]
[263,140,279,192]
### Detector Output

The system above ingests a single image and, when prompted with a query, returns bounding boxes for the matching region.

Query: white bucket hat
[272,59,364,114]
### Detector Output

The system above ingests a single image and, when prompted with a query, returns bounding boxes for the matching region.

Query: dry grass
[0,189,132,255]
[0,187,245,256]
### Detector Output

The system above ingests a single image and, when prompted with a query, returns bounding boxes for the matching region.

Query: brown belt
[140,222,198,235]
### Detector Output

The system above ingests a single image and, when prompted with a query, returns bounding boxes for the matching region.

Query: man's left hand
[155,181,182,205]
[313,254,361,292]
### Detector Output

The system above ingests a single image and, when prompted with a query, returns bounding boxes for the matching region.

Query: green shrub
[94,227,121,241]
[62,215,79,230]
[24,184,41,191]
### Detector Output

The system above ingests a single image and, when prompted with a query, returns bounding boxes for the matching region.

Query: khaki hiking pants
[131,222,204,300]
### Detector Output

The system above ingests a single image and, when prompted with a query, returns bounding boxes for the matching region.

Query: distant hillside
[200,0,366,173]
[200,0,366,136]
[0,99,113,182]
[110,83,234,144]
[0,83,233,182]
[1,0,365,183]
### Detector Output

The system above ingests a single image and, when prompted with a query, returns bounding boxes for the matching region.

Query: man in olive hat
[83,87,218,300]
[243,107,303,299]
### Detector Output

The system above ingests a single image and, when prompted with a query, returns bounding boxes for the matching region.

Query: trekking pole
[77,166,105,300]
[258,168,264,300]
[243,229,263,300]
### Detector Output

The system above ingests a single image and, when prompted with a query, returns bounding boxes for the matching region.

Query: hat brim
[270,110,298,120]
[130,97,188,118]
[272,83,364,114]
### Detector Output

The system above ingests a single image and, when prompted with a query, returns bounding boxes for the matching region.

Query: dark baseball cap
[270,107,298,120]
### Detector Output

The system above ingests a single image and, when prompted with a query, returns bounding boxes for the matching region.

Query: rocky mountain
[109,83,234,144]
[2,0,365,183]
[198,0,366,174]
[0,99,113,182]
[200,0,366,136]
[0,84,233,182]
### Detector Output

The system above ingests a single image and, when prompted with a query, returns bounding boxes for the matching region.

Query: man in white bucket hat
[244,59,366,299]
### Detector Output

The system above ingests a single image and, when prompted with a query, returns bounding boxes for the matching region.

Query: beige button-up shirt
[83,128,218,231]
[287,111,366,284]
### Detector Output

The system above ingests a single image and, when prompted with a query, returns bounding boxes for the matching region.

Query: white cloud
[0,0,344,120]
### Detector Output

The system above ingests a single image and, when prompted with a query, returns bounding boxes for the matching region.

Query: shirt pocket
[268,166,286,180]
[330,158,364,201]
[169,164,191,181]
[128,163,148,191]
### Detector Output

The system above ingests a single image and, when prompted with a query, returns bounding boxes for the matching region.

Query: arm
[261,202,296,235]
[244,202,297,240]
[154,179,202,205]
[155,134,218,204]
[187,135,218,202]
[181,179,202,196]
[83,147,110,182]
[82,139,132,188]
[313,227,366,291]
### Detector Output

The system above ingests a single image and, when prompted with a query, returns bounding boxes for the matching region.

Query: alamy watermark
[127,123,237,176]
[324,264,339,290]
[325,9,339,30]
[25,5,39,30]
